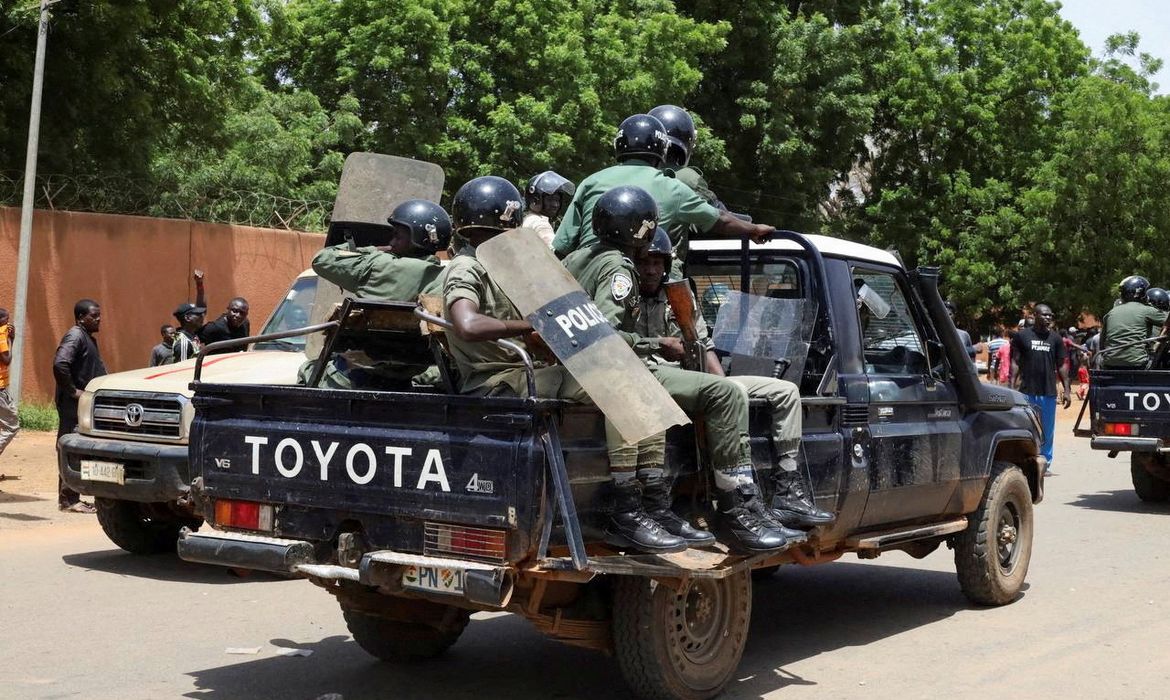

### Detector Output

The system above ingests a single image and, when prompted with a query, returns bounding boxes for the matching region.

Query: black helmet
[592,186,659,250]
[649,105,696,169]
[1120,275,1151,303]
[525,170,576,214]
[613,114,669,166]
[646,226,672,258]
[451,176,524,235]
[1147,287,1170,311]
[387,199,452,254]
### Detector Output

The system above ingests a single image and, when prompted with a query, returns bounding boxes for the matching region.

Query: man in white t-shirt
[522,170,575,247]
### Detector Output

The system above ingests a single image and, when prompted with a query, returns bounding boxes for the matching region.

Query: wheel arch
[988,432,1043,504]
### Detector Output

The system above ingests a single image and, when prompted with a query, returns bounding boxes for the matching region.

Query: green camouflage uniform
[565,243,753,475]
[552,159,720,278]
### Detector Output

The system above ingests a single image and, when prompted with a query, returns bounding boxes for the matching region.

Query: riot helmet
[1120,275,1150,303]
[387,199,452,255]
[613,114,669,166]
[592,186,659,251]
[1147,287,1170,311]
[451,176,524,237]
[649,105,697,169]
[525,170,576,220]
[646,226,672,258]
[635,226,673,294]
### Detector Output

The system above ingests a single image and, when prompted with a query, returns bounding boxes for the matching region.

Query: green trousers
[726,375,802,463]
[648,365,751,472]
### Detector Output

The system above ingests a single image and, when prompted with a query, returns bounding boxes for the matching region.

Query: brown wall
[0,207,324,404]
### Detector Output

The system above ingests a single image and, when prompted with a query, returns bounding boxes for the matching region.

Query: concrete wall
[0,207,324,403]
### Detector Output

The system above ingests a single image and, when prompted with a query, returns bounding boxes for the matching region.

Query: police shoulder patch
[611,273,634,301]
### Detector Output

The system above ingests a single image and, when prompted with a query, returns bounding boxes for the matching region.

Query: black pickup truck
[1074,340,1170,500]
[177,232,1044,700]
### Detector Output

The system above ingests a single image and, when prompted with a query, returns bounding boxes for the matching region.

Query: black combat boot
[642,474,716,547]
[770,468,837,528]
[605,479,688,554]
[715,484,789,553]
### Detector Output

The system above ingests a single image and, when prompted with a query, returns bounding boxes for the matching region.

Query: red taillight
[425,522,506,561]
[1102,422,1138,437]
[214,499,273,531]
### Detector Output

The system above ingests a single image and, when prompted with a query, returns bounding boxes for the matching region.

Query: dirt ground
[0,429,60,500]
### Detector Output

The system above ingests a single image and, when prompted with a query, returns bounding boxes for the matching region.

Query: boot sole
[772,510,837,529]
[604,532,689,554]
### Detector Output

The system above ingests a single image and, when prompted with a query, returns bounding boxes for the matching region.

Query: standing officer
[1101,275,1167,368]
[648,104,724,209]
[564,186,792,552]
[522,171,575,247]
[551,113,773,261]
[633,227,835,531]
[441,176,687,554]
[308,198,452,389]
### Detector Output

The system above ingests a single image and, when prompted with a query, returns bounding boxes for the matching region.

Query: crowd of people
[148,270,252,366]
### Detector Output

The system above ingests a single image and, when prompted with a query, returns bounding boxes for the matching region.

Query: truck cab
[57,269,321,554]
[176,230,1044,700]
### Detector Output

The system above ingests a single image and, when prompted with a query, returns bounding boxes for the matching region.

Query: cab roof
[690,234,902,270]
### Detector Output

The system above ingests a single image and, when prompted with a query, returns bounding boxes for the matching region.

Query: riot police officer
[634,227,835,532]
[307,199,452,389]
[564,186,791,552]
[523,170,575,247]
[441,177,688,554]
[1146,287,1170,312]
[648,104,724,209]
[551,114,773,259]
[1101,275,1168,368]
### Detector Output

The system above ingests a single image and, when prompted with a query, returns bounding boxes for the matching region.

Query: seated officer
[441,176,687,555]
[1102,275,1168,368]
[563,186,794,553]
[307,199,451,389]
[634,227,835,532]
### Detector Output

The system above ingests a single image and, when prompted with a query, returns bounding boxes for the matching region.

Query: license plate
[80,459,125,485]
[401,565,464,595]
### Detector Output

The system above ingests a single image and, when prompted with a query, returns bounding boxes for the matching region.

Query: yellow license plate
[80,459,125,485]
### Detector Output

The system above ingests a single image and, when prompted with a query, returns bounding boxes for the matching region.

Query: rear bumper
[58,433,190,502]
[1090,436,1165,453]
[177,529,516,608]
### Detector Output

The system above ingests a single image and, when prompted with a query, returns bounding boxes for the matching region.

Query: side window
[853,269,928,375]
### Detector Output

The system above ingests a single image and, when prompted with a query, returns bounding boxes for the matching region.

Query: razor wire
[0,171,333,232]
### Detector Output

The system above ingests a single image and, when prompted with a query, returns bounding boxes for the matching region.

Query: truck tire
[94,497,189,555]
[953,462,1033,606]
[342,605,470,662]
[612,572,752,700]
[1130,454,1170,502]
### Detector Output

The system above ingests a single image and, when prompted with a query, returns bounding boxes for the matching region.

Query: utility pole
[10,0,52,403]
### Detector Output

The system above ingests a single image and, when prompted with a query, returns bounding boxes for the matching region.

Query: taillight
[214,499,274,531]
[424,521,506,561]
[1102,422,1139,437]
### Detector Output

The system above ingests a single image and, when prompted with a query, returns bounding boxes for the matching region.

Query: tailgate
[191,384,548,563]
[1089,369,1170,447]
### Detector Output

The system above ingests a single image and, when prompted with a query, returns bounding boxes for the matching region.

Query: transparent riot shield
[477,228,690,444]
[307,153,445,359]
[710,291,816,381]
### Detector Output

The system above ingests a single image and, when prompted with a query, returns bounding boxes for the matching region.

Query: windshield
[686,259,816,384]
[253,275,319,352]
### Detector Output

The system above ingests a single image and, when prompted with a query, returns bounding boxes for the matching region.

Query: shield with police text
[477,228,689,443]
[308,153,446,359]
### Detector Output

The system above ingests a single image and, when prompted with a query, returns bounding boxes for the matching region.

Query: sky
[1057,0,1169,89]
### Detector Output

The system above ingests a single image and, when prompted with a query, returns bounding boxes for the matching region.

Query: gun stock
[663,280,705,372]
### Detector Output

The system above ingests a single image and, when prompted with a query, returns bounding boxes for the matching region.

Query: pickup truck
[177,232,1045,700]
[56,270,320,554]
[1074,339,1170,501]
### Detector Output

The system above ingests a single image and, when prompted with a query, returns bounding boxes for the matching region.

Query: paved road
[2,423,1168,700]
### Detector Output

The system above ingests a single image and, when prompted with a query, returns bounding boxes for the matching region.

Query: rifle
[663,280,706,373]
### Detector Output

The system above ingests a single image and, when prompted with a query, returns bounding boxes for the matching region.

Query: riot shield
[477,228,689,444]
[308,153,445,359]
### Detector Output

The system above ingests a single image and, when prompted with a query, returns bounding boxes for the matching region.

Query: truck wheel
[342,605,470,662]
[953,462,1033,606]
[612,572,752,700]
[1130,454,1170,502]
[94,497,189,555]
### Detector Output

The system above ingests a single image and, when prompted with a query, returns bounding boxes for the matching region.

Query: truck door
[852,267,963,527]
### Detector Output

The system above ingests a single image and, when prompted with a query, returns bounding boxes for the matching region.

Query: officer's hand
[658,337,686,361]
[749,225,775,245]
[524,331,557,365]
[1062,393,1072,409]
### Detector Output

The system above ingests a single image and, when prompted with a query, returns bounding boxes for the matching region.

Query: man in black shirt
[199,297,250,354]
[1010,303,1070,476]
[53,299,108,512]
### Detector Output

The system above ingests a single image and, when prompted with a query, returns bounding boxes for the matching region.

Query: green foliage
[17,402,57,432]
